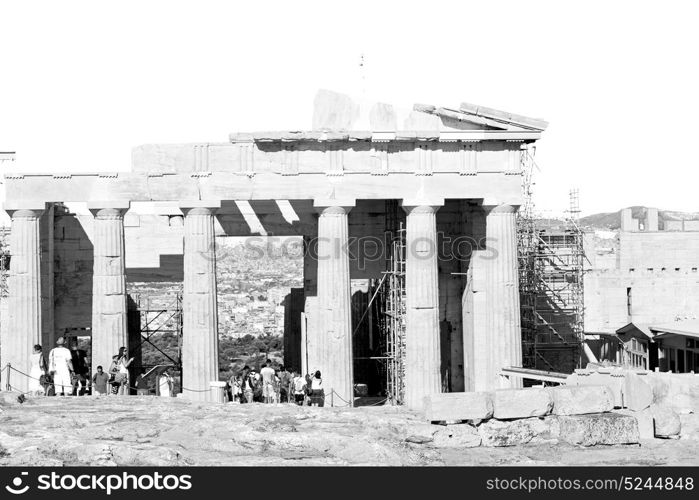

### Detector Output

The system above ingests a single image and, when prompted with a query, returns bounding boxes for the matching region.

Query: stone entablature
[131,132,533,177]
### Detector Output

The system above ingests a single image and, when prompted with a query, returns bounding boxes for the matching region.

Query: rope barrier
[9,365,43,382]
[3,367,387,407]
[6,365,213,394]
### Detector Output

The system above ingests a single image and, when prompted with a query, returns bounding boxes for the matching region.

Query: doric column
[462,203,487,392]
[3,204,44,392]
[88,201,129,374]
[402,200,443,408]
[181,201,220,402]
[313,199,354,406]
[483,204,522,389]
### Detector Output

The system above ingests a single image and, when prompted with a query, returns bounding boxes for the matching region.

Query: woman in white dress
[158,371,173,397]
[29,344,47,395]
[116,346,134,395]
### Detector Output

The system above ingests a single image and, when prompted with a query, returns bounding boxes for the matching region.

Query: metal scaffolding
[128,291,183,372]
[379,200,406,405]
[517,150,586,374]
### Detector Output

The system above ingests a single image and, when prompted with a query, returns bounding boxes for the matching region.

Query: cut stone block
[679,414,699,440]
[617,409,654,440]
[624,372,652,411]
[569,370,625,407]
[432,424,481,448]
[492,388,553,419]
[478,417,559,447]
[558,413,639,446]
[312,89,359,130]
[404,423,438,444]
[0,392,25,405]
[650,405,681,438]
[548,385,614,415]
[423,392,493,422]
[644,372,699,414]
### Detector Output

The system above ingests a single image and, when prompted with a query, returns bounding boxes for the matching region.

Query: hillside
[577,207,699,231]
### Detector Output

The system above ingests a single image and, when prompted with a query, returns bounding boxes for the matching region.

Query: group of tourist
[228,360,325,406]
[25,338,324,404]
[27,337,134,397]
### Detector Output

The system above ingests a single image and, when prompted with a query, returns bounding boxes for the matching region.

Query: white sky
[1,0,697,216]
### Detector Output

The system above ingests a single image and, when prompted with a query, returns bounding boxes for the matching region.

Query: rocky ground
[0,395,697,466]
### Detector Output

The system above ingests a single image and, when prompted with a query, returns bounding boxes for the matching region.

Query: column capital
[3,201,46,218]
[401,198,444,214]
[483,203,519,215]
[87,200,131,211]
[313,198,355,213]
[179,200,221,215]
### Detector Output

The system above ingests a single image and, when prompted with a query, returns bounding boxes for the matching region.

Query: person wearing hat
[48,337,74,396]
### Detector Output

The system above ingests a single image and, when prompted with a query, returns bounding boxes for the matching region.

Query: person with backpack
[309,370,324,407]
[292,370,306,405]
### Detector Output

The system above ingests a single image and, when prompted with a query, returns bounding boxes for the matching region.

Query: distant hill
[578,207,699,231]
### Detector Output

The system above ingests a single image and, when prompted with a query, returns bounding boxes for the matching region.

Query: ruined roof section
[228,90,548,143]
[459,102,548,131]
[416,103,548,132]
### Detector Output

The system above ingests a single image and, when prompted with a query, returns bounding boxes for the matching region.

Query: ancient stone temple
[1,93,547,406]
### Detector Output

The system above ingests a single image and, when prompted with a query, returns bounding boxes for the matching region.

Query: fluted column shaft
[91,206,128,373]
[403,204,441,408]
[314,203,353,406]
[484,204,522,389]
[5,208,43,392]
[182,205,219,402]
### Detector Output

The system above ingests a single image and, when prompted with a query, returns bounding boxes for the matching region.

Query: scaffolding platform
[518,152,586,375]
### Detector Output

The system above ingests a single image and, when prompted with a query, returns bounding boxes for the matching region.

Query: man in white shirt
[292,370,307,406]
[49,337,74,396]
[259,360,276,404]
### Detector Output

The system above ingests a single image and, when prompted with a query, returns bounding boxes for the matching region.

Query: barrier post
[6,363,11,391]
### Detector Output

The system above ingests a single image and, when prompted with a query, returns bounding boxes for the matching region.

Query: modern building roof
[649,319,699,339]
[616,322,654,340]
[616,319,699,340]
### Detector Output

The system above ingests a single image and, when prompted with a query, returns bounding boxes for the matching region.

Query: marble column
[462,203,488,392]
[484,204,522,389]
[313,200,354,406]
[4,206,44,392]
[181,202,220,402]
[402,202,442,408]
[89,202,129,374]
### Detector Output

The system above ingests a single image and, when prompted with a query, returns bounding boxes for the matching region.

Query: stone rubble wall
[422,374,699,448]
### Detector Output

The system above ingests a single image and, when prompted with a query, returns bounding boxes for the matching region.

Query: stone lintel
[229,130,541,144]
